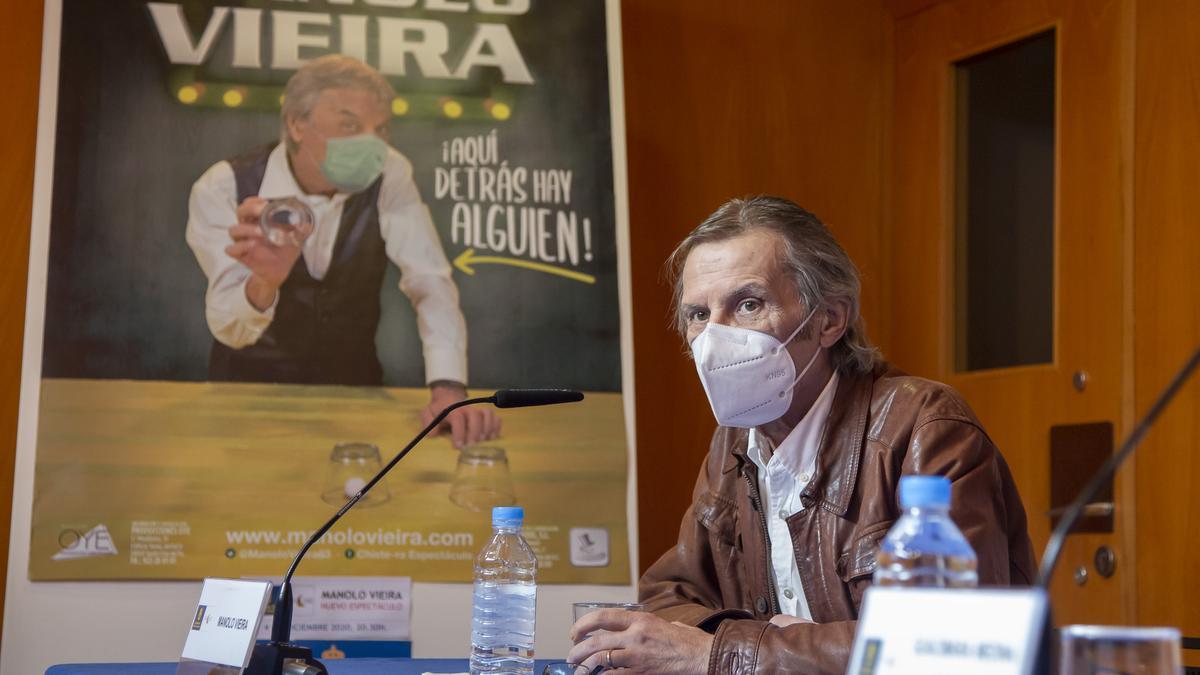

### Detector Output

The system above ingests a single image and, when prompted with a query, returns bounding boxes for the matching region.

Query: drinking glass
[449,446,516,511]
[1059,625,1181,674]
[572,602,645,624]
[321,442,390,507]
[542,664,597,675]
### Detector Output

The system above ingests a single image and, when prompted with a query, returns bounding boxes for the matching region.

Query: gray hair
[280,54,395,151]
[667,195,883,374]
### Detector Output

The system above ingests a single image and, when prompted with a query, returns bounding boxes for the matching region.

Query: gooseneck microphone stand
[246,389,583,675]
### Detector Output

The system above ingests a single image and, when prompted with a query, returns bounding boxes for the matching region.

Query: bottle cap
[899,475,951,509]
[492,506,524,525]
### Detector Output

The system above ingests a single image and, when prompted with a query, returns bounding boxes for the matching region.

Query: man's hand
[567,610,713,674]
[420,381,501,449]
[224,197,302,310]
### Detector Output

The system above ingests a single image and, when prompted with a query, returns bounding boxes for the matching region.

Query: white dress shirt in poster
[185,143,467,385]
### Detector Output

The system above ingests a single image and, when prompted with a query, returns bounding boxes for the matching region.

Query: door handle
[1045,501,1114,518]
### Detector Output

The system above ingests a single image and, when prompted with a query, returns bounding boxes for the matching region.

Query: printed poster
[27,0,629,584]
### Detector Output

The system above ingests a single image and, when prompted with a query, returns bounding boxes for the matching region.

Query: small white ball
[344,477,367,498]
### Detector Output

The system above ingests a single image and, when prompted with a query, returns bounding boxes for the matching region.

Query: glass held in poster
[260,198,315,247]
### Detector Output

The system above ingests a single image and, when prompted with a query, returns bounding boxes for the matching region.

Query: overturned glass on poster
[449,445,516,512]
[321,442,390,507]
[259,196,314,247]
[1059,625,1181,675]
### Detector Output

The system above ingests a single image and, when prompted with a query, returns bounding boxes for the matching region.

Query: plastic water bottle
[470,506,537,675]
[874,475,979,587]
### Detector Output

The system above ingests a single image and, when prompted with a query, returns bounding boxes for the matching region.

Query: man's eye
[737,299,761,314]
[689,310,709,322]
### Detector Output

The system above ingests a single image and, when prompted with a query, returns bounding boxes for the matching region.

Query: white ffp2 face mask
[690,306,823,428]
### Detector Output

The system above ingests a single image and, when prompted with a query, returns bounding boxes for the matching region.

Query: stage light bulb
[490,102,511,121]
[392,98,409,116]
[177,85,200,105]
[223,89,244,107]
[443,100,463,119]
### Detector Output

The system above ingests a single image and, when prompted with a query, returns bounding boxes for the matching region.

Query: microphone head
[493,389,585,408]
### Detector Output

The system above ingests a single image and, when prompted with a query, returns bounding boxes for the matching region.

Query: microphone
[494,388,585,408]
[1037,344,1200,586]
[246,388,584,675]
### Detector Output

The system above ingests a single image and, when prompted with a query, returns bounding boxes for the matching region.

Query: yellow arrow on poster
[453,248,596,285]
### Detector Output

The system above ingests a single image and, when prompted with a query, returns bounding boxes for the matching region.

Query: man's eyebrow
[336,109,361,120]
[729,283,770,300]
[680,302,707,316]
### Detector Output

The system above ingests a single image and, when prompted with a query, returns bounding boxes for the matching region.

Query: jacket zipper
[743,470,782,616]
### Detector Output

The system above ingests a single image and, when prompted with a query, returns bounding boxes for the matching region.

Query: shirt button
[800,473,811,483]
[783,588,795,600]
[777,509,789,520]
[755,597,768,614]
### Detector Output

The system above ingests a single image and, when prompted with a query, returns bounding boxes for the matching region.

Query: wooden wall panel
[621,1,891,571]
[0,0,43,640]
[1133,0,1200,655]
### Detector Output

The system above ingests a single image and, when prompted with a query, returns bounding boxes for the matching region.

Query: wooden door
[1132,1,1200,666]
[890,0,1134,625]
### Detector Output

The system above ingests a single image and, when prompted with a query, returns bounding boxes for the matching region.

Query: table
[47,659,557,674]
[31,379,630,584]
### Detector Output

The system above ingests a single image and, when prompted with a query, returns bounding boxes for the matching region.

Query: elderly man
[186,54,497,447]
[569,196,1035,673]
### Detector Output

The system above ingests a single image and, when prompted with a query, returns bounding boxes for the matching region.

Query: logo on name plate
[53,524,119,560]
[857,638,882,675]
[192,605,207,631]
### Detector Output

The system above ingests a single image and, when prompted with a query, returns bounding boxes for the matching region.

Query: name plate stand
[178,578,272,674]
[847,586,1049,675]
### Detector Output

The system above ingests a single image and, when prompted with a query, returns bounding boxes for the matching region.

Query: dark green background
[42,0,620,391]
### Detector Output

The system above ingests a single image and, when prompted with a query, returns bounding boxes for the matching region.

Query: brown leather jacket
[639,365,1037,674]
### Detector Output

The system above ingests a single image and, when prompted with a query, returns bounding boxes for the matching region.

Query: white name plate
[181,578,272,669]
[847,586,1048,675]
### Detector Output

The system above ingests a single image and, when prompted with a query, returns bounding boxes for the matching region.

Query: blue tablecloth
[47,659,554,674]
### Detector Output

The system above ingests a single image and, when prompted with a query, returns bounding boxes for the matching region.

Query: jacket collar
[724,366,875,517]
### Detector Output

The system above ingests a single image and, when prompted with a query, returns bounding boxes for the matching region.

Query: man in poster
[186,54,498,447]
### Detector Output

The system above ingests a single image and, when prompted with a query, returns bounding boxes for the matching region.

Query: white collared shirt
[185,144,467,384]
[746,371,840,619]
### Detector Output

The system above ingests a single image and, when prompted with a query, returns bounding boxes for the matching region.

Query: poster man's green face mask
[318,132,389,193]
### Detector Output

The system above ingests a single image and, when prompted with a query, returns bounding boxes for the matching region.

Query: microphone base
[244,641,328,675]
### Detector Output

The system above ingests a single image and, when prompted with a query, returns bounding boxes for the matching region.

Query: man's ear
[285,113,306,148]
[818,298,851,349]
